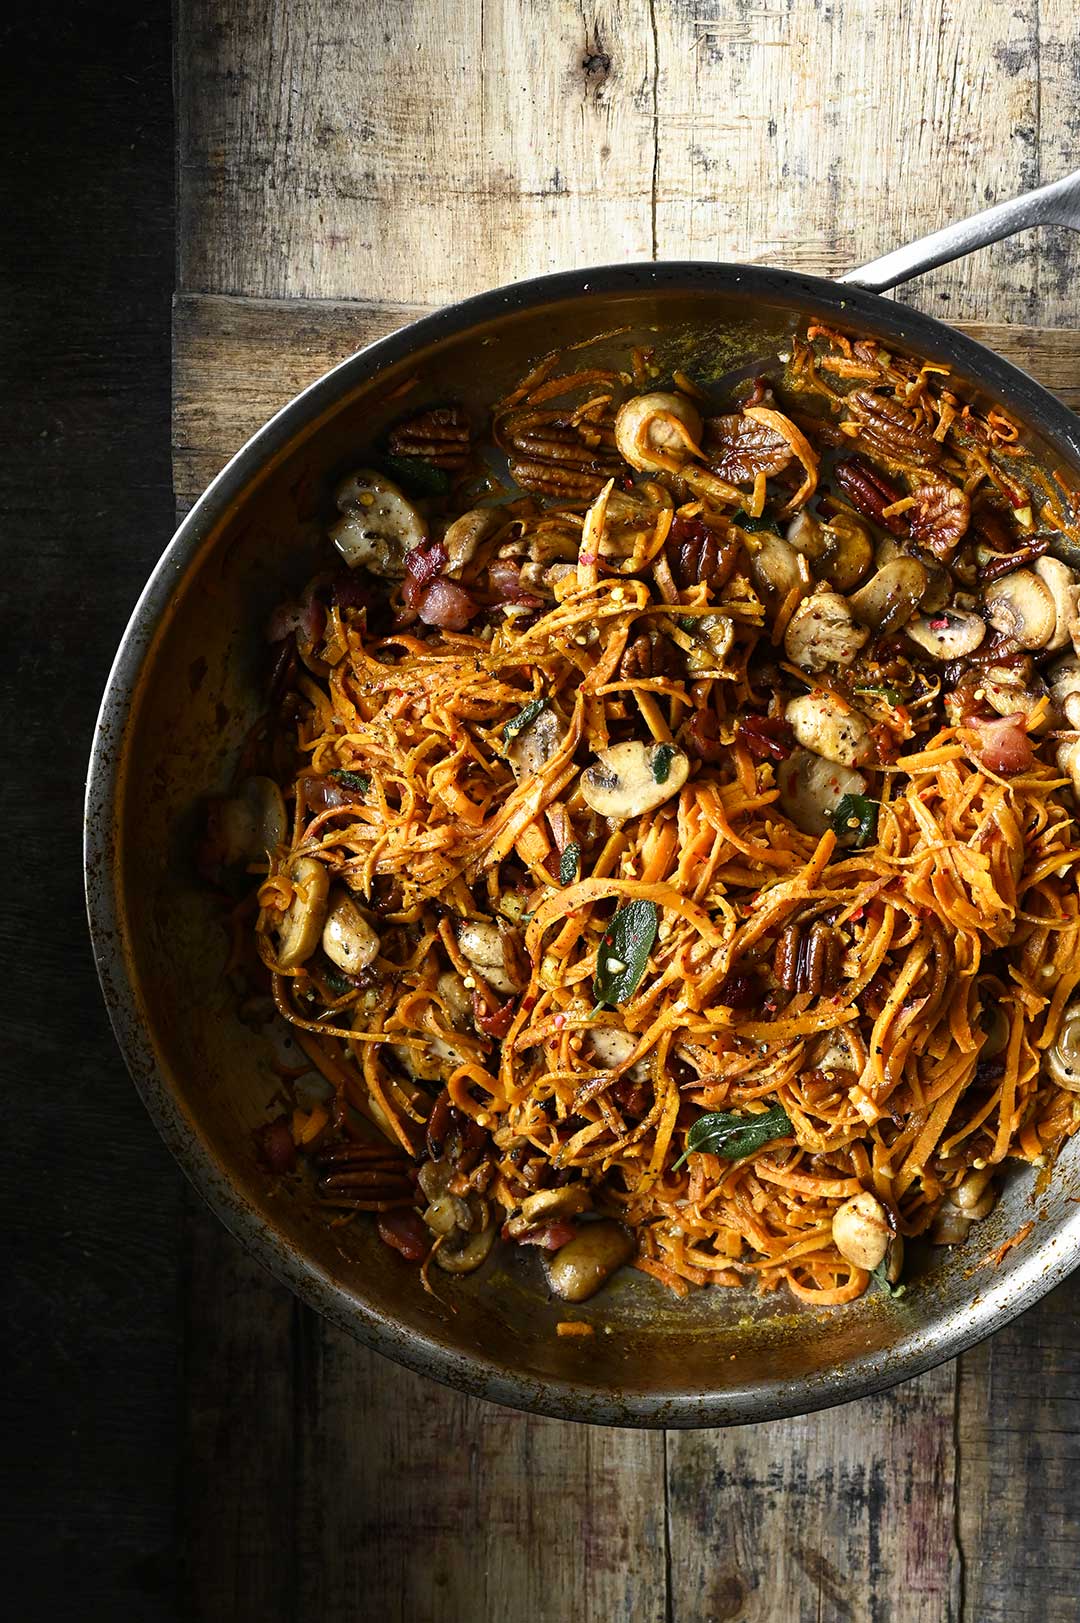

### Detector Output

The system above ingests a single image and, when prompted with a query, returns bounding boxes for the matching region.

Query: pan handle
[840,170,1080,292]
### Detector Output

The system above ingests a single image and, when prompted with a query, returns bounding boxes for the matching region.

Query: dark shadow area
[0,2,179,1617]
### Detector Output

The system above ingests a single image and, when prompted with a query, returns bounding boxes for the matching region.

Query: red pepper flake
[579,551,596,565]
[553,1013,566,1029]
[851,906,865,921]
[929,616,949,631]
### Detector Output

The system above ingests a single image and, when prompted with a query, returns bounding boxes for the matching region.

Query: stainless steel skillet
[86,174,1080,1427]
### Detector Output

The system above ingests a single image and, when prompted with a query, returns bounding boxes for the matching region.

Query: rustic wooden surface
[167,4,1080,1621]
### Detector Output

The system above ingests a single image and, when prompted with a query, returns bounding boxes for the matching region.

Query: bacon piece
[377,1209,430,1260]
[967,713,1035,776]
[416,577,478,630]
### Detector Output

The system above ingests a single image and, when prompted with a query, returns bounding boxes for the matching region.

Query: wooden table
[172,5,1079,1619]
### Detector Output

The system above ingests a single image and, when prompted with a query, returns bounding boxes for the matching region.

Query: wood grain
[177,0,1080,323]
[667,1364,960,1623]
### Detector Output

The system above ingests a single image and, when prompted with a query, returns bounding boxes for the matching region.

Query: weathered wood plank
[173,290,1080,506]
[667,1364,961,1623]
[177,0,1079,322]
[957,1276,1080,1623]
[294,1320,667,1623]
[183,1200,297,1621]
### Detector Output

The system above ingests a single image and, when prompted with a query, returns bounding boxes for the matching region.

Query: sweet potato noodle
[209,324,1080,1309]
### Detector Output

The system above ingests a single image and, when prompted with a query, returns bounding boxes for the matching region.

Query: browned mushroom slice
[580,741,689,820]
[777,748,868,836]
[783,589,869,673]
[613,392,704,473]
[785,692,873,767]
[276,857,330,970]
[905,609,986,660]
[983,568,1056,650]
[331,469,426,575]
[1046,1000,1080,1092]
[1034,555,1080,651]
[442,507,503,576]
[849,558,929,634]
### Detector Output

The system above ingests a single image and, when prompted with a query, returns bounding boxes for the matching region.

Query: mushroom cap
[580,740,690,821]
[613,391,703,473]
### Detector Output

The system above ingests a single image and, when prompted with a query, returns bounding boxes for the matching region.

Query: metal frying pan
[86,175,1080,1427]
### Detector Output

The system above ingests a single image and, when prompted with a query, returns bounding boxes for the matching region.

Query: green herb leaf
[593,900,659,1008]
[678,615,696,633]
[560,842,581,886]
[323,967,354,996]
[672,1104,792,1170]
[651,743,676,784]
[503,698,546,742]
[381,454,451,497]
[732,508,780,536]
[329,769,371,795]
[854,683,902,706]
[828,792,879,849]
[872,1259,907,1299]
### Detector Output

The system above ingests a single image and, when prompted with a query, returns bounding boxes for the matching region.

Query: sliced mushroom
[983,568,1056,650]
[832,1190,890,1271]
[276,856,330,970]
[613,391,703,473]
[458,919,521,995]
[749,530,802,602]
[954,1165,996,1214]
[435,1214,496,1272]
[785,692,873,768]
[777,748,868,837]
[905,609,986,661]
[1048,655,1080,728]
[442,507,503,576]
[1047,1000,1080,1092]
[588,1025,650,1082]
[580,740,689,821]
[544,1219,635,1301]
[1035,554,1080,652]
[930,1203,974,1245]
[520,1183,593,1225]
[436,969,472,1028]
[322,889,380,975]
[783,589,869,673]
[507,705,566,780]
[980,662,1049,724]
[330,469,426,575]
[874,535,950,611]
[787,509,872,591]
[216,776,288,864]
[685,613,735,676]
[849,558,929,634]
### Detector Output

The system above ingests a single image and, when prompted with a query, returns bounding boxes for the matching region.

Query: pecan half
[313,1140,415,1209]
[388,405,471,470]
[702,411,793,484]
[846,390,942,466]
[908,481,970,560]
[618,631,683,681]
[834,455,908,536]
[668,514,739,590]
[500,405,622,499]
[773,921,839,995]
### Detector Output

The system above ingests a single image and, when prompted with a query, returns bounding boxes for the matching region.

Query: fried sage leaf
[672,1104,792,1170]
[380,454,451,497]
[872,1259,907,1299]
[503,698,547,742]
[651,743,676,784]
[829,792,879,848]
[330,769,371,795]
[560,842,581,886]
[593,900,659,1007]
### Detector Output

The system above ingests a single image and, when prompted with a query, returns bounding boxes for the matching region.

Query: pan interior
[104,279,1080,1422]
